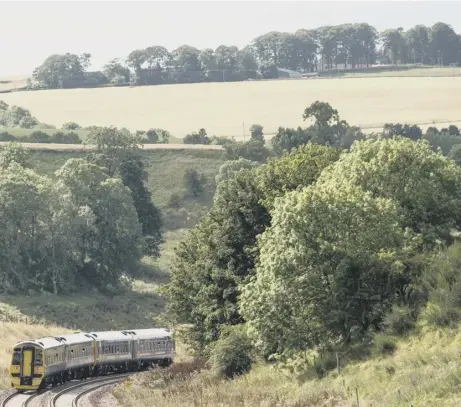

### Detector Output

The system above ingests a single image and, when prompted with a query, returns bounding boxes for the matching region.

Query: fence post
[356,387,359,407]
[336,352,340,374]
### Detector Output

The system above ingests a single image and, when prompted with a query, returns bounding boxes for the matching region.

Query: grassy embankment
[114,322,461,407]
[0,148,225,389]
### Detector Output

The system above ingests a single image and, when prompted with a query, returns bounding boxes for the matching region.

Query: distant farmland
[2,77,461,139]
[0,76,28,91]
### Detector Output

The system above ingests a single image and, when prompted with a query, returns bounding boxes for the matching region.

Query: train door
[20,346,34,385]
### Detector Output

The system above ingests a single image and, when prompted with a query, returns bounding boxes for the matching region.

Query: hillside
[113,324,461,407]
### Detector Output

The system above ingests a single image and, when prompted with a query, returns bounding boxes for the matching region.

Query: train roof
[52,333,94,345]
[14,336,64,350]
[123,328,173,340]
[87,331,132,341]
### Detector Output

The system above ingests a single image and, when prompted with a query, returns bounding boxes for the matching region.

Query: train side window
[12,351,21,365]
[34,349,43,366]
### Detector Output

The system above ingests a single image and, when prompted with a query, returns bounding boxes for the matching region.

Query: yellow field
[0,76,28,92]
[1,77,461,139]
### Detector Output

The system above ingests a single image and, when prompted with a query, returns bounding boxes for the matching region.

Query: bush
[224,140,271,162]
[26,131,51,143]
[381,305,416,336]
[424,302,461,327]
[183,169,205,197]
[372,334,397,356]
[51,131,81,144]
[183,128,210,145]
[168,192,183,209]
[313,352,339,378]
[209,325,253,379]
[249,124,264,143]
[0,132,17,142]
[62,121,81,131]
[210,135,235,145]
[18,116,39,129]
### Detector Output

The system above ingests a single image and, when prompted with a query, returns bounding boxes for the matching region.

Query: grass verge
[113,323,461,407]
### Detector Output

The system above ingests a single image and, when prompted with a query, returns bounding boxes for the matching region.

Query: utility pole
[242,122,245,142]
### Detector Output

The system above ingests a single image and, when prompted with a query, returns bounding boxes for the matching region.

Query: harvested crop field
[2,77,461,138]
[0,76,28,92]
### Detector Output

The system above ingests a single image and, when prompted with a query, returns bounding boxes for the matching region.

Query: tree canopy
[30,21,461,89]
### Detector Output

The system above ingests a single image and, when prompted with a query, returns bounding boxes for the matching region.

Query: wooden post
[356,388,359,407]
[336,352,340,374]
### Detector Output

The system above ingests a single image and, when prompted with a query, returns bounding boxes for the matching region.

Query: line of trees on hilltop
[27,21,461,90]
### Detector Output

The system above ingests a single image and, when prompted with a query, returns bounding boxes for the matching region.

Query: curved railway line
[1,374,130,407]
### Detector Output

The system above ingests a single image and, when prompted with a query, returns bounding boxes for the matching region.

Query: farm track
[1,375,130,407]
[0,142,223,151]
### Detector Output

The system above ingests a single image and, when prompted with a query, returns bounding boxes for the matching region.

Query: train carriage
[126,328,175,368]
[87,331,133,374]
[56,333,95,379]
[10,337,66,391]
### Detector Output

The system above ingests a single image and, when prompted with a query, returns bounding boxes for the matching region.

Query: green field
[2,75,461,140]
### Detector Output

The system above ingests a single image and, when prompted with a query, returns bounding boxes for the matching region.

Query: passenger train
[9,328,175,392]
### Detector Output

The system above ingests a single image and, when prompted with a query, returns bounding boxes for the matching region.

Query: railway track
[1,391,33,407]
[1,374,130,407]
[50,375,130,407]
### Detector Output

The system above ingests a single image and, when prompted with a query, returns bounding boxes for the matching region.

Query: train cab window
[12,351,21,365]
[34,349,43,366]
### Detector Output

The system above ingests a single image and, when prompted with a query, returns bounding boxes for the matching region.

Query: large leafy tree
[32,53,91,89]
[85,127,163,257]
[165,168,270,351]
[240,183,405,356]
[318,137,461,248]
[55,159,142,284]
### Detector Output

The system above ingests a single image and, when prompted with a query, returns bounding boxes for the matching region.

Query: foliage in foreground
[165,144,342,351]
[167,134,461,364]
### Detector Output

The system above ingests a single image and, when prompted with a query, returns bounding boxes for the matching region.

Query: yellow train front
[9,337,65,392]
